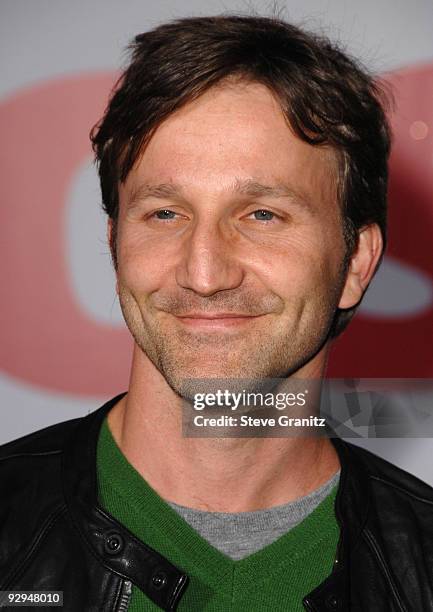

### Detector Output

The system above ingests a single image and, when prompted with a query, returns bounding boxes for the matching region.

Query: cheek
[116,228,176,293]
[249,228,341,295]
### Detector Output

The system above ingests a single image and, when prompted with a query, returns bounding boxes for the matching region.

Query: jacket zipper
[116,579,132,612]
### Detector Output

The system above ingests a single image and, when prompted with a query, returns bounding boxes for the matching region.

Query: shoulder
[0,416,85,568]
[339,438,433,556]
[0,393,123,506]
[0,412,96,517]
[343,439,433,504]
[0,415,83,462]
[336,441,433,605]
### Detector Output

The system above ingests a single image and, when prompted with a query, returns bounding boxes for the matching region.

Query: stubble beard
[117,282,343,403]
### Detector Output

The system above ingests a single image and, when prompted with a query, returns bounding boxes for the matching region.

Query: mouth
[173,312,266,330]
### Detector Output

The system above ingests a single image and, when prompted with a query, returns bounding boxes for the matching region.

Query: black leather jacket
[0,393,432,611]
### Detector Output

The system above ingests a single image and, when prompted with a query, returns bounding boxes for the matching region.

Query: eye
[250,209,276,221]
[153,209,177,220]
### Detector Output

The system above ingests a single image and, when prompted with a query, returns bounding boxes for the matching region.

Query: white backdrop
[1,0,433,482]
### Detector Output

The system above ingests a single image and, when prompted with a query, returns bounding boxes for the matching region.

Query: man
[0,14,432,612]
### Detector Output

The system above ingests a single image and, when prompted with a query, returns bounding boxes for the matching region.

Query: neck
[107,344,340,512]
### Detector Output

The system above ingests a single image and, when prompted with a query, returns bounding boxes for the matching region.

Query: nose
[175,218,244,296]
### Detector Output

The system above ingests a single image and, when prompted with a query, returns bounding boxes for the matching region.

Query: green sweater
[96,418,340,611]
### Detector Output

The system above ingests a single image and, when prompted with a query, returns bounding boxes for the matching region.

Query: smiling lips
[174,312,264,329]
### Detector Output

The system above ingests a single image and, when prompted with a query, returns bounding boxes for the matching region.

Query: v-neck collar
[97,416,339,597]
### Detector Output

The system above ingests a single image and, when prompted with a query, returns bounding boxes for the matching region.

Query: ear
[338,223,383,310]
[107,218,119,295]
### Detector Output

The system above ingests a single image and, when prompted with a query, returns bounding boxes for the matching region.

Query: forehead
[120,81,339,208]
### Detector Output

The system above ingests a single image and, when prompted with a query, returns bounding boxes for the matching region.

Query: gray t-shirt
[168,470,340,560]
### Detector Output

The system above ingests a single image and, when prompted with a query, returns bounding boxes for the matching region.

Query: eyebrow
[234,179,308,203]
[126,178,314,212]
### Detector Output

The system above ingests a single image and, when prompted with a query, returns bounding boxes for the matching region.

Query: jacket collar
[62,394,372,611]
[302,436,372,610]
[62,392,189,611]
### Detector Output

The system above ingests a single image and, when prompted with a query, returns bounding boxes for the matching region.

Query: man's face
[114,81,350,397]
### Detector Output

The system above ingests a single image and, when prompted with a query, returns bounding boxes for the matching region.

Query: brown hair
[91,15,392,337]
